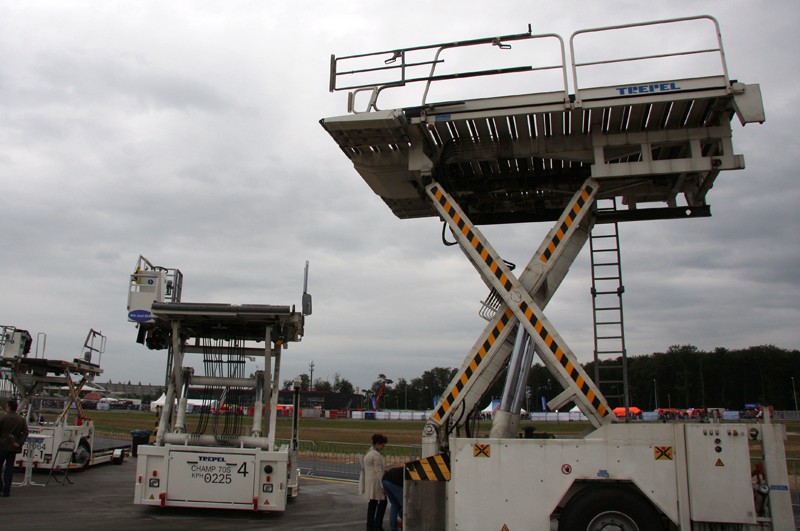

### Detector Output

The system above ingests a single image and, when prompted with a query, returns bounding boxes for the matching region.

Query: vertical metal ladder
[590,199,629,415]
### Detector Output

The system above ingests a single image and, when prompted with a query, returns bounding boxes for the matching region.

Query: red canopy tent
[612,406,642,417]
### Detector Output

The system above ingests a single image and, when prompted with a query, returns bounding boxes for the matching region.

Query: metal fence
[277,439,421,481]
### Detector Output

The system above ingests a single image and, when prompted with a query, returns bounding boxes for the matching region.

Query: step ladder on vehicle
[589,198,629,416]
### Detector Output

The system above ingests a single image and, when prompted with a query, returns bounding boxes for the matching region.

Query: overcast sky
[1,1,798,395]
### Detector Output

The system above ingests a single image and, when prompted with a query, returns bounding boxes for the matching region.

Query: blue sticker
[435,114,451,122]
[597,469,609,478]
[770,485,789,491]
[128,309,153,323]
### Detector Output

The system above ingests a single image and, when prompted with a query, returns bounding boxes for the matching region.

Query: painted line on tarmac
[301,476,357,485]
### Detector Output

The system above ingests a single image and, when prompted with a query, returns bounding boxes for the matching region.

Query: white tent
[481,399,501,416]
[149,393,216,412]
[481,399,526,416]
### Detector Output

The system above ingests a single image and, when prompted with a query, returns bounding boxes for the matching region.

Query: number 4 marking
[237,462,249,477]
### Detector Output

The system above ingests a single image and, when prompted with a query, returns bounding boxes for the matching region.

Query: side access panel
[684,424,756,523]
[134,445,289,511]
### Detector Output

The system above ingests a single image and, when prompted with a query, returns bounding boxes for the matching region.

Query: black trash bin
[130,430,152,457]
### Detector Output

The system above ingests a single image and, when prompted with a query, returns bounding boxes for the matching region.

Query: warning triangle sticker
[715,459,724,467]
[149,494,155,499]
[500,525,510,531]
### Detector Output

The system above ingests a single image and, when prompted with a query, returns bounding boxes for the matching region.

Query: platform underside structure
[322,18,763,227]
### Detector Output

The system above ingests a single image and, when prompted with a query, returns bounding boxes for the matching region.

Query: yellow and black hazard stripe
[428,182,608,420]
[405,454,450,482]
[430,186,514,292]
[430,182,595,423]
[519,300,608,417]
[151,405,162,443]
[432,308,513,423]
[540,183,594,264]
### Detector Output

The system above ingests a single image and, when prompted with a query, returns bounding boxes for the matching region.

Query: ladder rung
[592,214,626,403]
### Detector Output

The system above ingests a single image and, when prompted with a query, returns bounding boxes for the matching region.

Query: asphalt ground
[4,459,365,531]
[5,456,799,529]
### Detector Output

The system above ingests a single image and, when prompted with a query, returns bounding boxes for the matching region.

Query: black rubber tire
[558,485,665,531]
[72,440,91,469]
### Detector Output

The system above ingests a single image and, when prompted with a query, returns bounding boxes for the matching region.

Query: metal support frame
[425,179,612,436]
[424,178,603,453]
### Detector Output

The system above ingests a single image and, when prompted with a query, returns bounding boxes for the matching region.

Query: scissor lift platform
[321,16,764,225]
[320,17,792,531]
[127,258,311,513]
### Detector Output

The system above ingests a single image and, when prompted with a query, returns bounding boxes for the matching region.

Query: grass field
[84,410,800,459]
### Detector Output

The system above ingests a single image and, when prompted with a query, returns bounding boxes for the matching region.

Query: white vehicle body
[135,444,295,511]
[322,16,791,530]
[1,327,124,471]
[444,421,790,530]
[24,422,90,469]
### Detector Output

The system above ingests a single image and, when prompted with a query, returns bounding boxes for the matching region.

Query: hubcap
[586,510,639,531]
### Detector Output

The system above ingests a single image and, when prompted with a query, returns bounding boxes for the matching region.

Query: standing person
[382,466,404,531]
[0,399,29,497]
[364,433,388,531]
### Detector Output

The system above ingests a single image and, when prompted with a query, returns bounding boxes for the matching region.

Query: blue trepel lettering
[616,82,680,96]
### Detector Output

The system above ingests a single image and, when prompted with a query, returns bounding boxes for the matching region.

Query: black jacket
[0,411,29,452]
[382,466,404,486]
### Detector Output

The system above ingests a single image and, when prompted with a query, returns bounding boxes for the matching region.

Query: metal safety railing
[570,15,729,104]
[329,30,568,113]
[330,15,730,114]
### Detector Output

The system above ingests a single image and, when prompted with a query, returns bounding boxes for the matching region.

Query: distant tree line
[283,345,799,412]
[535,344,800,412]
[283,368,457,411]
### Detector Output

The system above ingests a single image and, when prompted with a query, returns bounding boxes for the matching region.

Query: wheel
[558,485,665,531]
[72,440,91,469]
